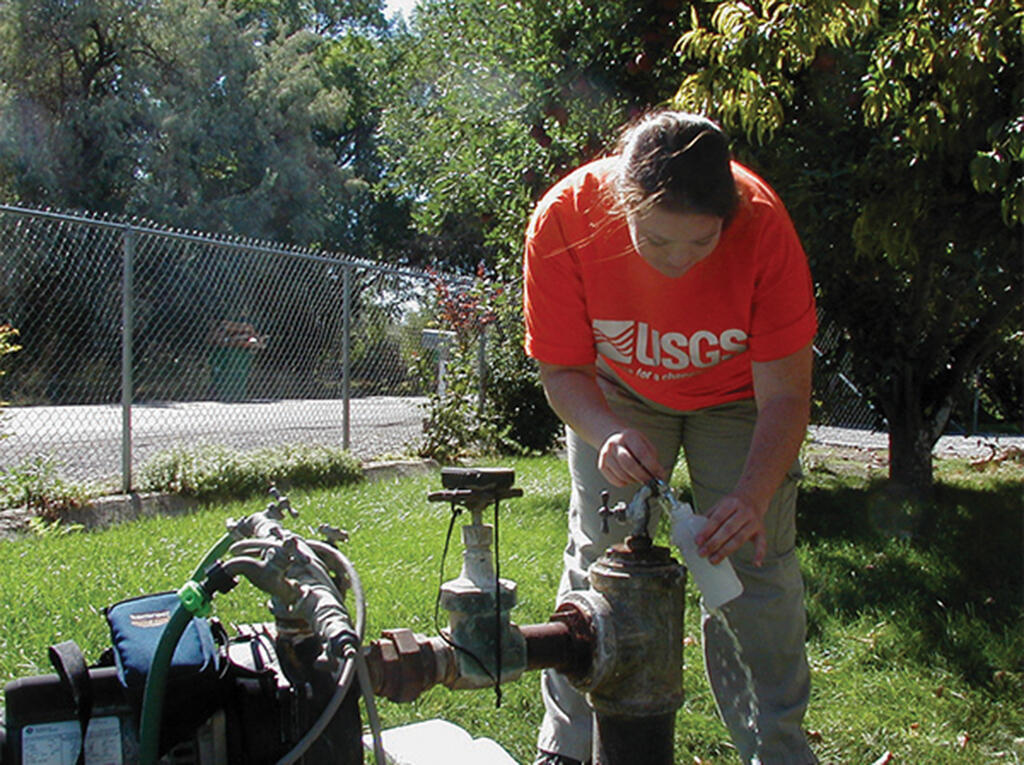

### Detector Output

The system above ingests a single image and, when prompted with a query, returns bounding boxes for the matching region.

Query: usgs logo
[593,320,748,371]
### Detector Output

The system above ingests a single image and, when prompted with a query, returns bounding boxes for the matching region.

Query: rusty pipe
[363,543,685,765]
[363,611,595,704]
[562,542,685,765]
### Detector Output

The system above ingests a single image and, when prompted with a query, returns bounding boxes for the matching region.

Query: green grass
[1,454,1021,763]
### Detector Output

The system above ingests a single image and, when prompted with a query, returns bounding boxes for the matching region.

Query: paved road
[1,398,1019,488]
[807,424,1023,460]
[0,397,428,486]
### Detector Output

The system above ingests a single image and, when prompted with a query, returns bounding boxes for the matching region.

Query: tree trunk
[887,409,936,502]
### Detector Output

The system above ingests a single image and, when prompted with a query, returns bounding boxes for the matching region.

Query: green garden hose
[190,532,235,582]
[139,532,233,765]
[138,601,193,765]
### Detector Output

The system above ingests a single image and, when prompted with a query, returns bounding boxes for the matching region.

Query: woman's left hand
[694,492,768,566]
[694,345,814,568]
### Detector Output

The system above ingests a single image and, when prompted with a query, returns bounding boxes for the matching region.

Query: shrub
[0,455,92,518]
[418,270,561,461]
[139,443,363,499]
[482,285,562,453]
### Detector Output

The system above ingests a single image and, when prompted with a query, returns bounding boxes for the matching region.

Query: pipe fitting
[437,520,527,689]
[557,543,685,720]
[520,610,591,676]
[363,629,455,702]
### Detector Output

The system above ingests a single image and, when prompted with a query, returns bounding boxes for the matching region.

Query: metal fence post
[342,264,352,451]
[121,226,136,493]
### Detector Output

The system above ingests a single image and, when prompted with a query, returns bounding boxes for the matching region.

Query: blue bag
[105,592,221,690]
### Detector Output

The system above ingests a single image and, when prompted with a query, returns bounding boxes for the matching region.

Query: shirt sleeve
[522,193,597,366]
[747,202,817,362]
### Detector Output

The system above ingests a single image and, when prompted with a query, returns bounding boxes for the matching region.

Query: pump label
[129,609,171,628]
[22,716,123,765]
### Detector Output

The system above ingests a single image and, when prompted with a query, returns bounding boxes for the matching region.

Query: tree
[674,0,1023,497]
[378,0,692,272]
[0,0,396,249]
[0,0,156,212]
[378,0,697,456]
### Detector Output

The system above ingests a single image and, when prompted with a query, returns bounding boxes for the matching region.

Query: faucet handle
[598,490,611,534]
[598,490,628,535]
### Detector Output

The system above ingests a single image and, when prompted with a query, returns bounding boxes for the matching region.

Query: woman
[523,111,818,764]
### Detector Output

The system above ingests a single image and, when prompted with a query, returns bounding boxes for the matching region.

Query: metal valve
[318,523,350,546]
[267,486,299,520]
[597,479,664,543]
[597,490,628,535]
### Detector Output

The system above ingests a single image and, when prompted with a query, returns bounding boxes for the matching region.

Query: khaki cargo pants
[536,376,817,764]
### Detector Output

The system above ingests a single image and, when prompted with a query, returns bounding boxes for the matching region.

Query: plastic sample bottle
[668,500,744,610]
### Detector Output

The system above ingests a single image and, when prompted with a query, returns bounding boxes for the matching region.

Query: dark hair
[614,111,739,220]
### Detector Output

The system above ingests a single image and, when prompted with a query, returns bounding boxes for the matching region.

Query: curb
[0,459,441,539]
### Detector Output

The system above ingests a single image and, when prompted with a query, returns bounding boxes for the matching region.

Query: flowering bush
[0,324,21,425]
[419,268,560,461]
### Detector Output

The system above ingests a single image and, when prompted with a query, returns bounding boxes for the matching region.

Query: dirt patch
[803,442,889,480]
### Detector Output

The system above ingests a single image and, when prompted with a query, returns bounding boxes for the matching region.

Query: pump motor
[1,621,363,765]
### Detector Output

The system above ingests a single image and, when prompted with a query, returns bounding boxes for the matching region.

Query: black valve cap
[203,562,239,595]
[440,467,515,491]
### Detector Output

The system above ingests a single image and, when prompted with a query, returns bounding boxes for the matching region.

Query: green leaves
[675,0,879,143]
[970,115,1024,225]
[673,0,1023,494]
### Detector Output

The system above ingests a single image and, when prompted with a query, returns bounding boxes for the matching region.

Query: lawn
[0,451,1021,763]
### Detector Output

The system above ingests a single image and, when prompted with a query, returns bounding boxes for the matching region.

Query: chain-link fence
[0,204,480,491]
[0,203,898,495]
[810,314,884,432]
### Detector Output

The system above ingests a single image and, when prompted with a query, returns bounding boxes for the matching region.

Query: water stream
[705,606,764,765]
[655,482,765,763]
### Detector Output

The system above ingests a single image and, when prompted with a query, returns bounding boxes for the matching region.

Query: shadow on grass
[798,471,1023,686]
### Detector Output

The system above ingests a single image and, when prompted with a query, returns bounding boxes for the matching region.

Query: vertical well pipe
[593,712,676,765]
[583,544,685,765]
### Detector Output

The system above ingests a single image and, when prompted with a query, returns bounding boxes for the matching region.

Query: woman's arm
[538,361,666,487]
[694,343,813,565]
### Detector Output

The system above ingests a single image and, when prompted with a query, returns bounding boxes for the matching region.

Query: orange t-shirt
[523,156,817,411]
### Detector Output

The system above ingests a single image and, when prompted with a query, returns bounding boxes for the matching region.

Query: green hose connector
[178,580,212,618]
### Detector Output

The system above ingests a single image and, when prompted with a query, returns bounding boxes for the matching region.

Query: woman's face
[626,205,723,279]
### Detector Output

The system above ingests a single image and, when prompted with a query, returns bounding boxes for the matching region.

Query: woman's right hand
[536,362,664,486]
[597,428,665,487]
